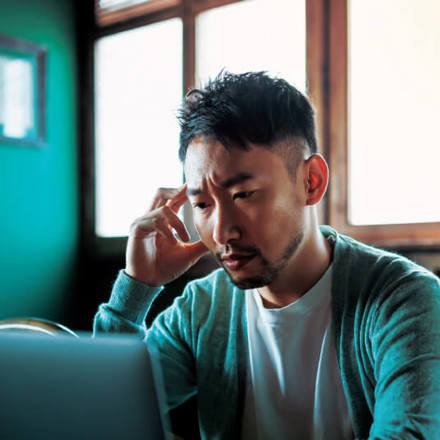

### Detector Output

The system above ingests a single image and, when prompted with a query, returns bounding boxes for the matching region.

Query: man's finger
[161,206,190,242]
[148,186,183,212]
[154,217,178,244]
[166,184,188,213]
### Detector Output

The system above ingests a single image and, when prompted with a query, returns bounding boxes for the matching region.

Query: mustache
[215,245,262,261]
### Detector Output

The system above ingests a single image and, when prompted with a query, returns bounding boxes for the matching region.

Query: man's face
[184,137,309,289]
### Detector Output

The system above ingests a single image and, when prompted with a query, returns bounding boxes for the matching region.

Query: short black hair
[178,71,317,163]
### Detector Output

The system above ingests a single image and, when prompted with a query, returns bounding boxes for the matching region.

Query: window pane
[95,18,183,237]
[348,0,440,225]
[195,0,306,92]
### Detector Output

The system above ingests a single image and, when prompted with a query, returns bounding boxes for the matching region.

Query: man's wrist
[108,270,163,325]
[124,267,163,287]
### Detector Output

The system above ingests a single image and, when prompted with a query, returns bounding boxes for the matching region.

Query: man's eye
[233,191,255,200]
[193,202,209,210]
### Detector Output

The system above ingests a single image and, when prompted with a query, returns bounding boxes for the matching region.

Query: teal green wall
[0,0,78,321]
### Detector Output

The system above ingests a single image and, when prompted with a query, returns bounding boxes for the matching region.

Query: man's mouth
[221,253,256,271]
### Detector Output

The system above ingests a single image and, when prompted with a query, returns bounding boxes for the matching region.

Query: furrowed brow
[186,172,255,196]
[186,187,203,196]
[220,172,254,189]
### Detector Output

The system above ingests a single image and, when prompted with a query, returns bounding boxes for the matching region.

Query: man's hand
[125,185,208,286]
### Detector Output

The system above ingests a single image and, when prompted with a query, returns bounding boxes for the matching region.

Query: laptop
[0,332,170,440]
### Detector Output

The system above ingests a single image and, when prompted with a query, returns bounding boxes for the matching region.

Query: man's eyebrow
[219,172,254,189]
[220,173,255,189]
[186,172,255,196]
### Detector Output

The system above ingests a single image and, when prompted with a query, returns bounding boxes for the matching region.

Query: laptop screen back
[0,333,169,440]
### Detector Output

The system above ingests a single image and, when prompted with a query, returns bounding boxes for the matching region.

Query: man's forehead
[184,139,251,182]
[184,136,237,166]
[186,171,255,196]
[184,137,281,172]
[183,137,294,194]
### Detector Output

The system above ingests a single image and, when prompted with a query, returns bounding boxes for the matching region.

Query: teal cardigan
[94,226,440,439]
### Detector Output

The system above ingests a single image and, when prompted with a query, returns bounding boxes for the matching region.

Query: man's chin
[220,256,276,289]
[225,270,271,290]
[222,255,285,289]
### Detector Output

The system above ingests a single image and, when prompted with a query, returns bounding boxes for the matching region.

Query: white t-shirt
[241,265,354,439]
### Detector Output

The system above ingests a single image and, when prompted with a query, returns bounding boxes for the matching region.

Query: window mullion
[183,0,195,93]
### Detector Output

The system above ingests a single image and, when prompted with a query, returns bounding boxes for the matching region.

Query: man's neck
[257,226,332,309]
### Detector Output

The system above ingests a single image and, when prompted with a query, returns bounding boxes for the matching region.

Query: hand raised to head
[125,185,208,286]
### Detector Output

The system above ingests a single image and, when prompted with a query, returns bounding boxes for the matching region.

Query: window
[328,0,440,247]
[195,0,306,92]
[85,0,318,251]
[94,19,183,237]
[349,0,440,226]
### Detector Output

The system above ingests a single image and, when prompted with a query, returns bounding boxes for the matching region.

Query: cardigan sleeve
[93,270,163,336]
[369,274,440,439]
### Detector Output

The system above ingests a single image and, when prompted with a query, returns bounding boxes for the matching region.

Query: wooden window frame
[95,0,181,26]
[78,0,328,257]
[327,0,440,249]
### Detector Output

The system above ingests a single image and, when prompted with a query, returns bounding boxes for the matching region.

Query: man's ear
[304,154,329,206]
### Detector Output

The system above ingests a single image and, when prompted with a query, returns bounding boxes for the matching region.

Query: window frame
[95,0,181,26]
[327,0,440,249]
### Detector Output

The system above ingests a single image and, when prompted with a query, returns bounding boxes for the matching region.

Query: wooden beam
[307,0,329,223]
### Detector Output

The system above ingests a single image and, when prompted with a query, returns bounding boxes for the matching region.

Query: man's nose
[212,205,241,246]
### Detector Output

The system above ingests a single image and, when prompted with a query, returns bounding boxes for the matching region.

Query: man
[94,72,440,439]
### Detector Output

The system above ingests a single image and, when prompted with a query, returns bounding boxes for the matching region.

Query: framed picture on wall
[0,34,46,147]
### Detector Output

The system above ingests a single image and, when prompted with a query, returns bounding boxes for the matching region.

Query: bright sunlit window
[195,0,306,92]
[95,18,183,237]
[348,0,440,225]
